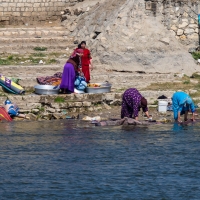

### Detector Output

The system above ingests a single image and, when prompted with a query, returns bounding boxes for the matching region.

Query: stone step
[0,37,75,53]
[0,44,75,54]
[0,46,73,54]
[0,65,177,79]
[1,72,177,84]
[0,64,178,90]
[0,27,68,38]
[91,73,176,80]
[0,27,65,31]
[16,78,176,91]
[0,65,63,77]
[0,37,73,44]
[0,91,176,111]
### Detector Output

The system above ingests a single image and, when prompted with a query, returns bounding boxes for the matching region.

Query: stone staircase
[0,25,184,98]
[0,63,179,91]
[0,26,75,54]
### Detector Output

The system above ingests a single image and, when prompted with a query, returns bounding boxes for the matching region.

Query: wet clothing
[172,91,195,120]
[81,48,92,83]
[121,88,148,119]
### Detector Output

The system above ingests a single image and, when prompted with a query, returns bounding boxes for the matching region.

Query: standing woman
[121,88,150,121]
[79,41,93,83]
[60,49,82,94]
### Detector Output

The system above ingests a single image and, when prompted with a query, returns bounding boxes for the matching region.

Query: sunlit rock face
[62,0,199,75]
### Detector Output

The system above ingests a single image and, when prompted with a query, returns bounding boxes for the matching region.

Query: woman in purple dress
[121,88,150,121]
[60,49,83,94]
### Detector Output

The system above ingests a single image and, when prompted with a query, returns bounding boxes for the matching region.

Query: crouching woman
[121,88,150,121]
[172,91,196,123]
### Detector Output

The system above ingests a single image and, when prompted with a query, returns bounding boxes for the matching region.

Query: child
[4,99,30,119]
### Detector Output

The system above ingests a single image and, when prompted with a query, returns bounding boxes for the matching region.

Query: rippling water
[0,120,200,199]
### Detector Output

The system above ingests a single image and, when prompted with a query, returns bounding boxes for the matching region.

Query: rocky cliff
[61,0,199,75]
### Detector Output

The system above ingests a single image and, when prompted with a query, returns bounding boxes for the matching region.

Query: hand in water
[178,119,182,123]
[148,115,152,121]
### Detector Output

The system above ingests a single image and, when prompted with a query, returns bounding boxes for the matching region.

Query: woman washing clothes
[78,41,93,83]
[172,91,196,123]
[60,48,83,94]
[121,88,151,121]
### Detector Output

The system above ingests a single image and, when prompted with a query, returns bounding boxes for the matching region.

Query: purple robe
[121,88,148,119]
[60,63,75,92]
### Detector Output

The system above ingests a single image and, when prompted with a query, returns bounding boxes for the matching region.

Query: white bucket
[158,101,168,113]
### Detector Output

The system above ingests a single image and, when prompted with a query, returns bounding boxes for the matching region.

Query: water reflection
[0,120,200,199]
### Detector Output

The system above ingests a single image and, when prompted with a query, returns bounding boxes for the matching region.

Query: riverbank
[0,91,174,122]
[1,72,200,122]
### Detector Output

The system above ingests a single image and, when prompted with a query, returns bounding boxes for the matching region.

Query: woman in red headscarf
[79,41,93,83]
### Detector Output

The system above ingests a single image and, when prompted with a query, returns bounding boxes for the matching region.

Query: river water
[0,120,200,199]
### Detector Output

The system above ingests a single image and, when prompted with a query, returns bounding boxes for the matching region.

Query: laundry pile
[37,72,62,86]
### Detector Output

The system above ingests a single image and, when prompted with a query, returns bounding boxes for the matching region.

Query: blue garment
[74,75,87,91]
[172,91,195,120]
[8,105,19,117]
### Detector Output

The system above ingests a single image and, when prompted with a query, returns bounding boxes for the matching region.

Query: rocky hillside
[61,0,199,75]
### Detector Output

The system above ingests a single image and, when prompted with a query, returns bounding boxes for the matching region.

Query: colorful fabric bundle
[0,74,25,94]
[37,72,62,85]
[0,107,13,122]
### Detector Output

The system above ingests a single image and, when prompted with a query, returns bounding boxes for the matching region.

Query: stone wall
[0,91,175,120]
[0,0,68,25]
[145,0,200,46]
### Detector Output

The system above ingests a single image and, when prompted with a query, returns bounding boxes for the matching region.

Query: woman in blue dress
[172,91,196,123]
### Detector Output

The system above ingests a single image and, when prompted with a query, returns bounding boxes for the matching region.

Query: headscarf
[141,97,147,108]
[186,97,192,105]
[71,48,83,58]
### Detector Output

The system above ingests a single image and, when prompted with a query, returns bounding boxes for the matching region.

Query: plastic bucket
[158,101,168,112]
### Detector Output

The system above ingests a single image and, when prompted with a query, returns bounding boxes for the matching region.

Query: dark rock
[188,47,196,53]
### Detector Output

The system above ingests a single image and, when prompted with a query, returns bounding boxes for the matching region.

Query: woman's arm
[145,111,150,118]
[89,59,93,71]
[88,50,93,70]
[189,101,196,121]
